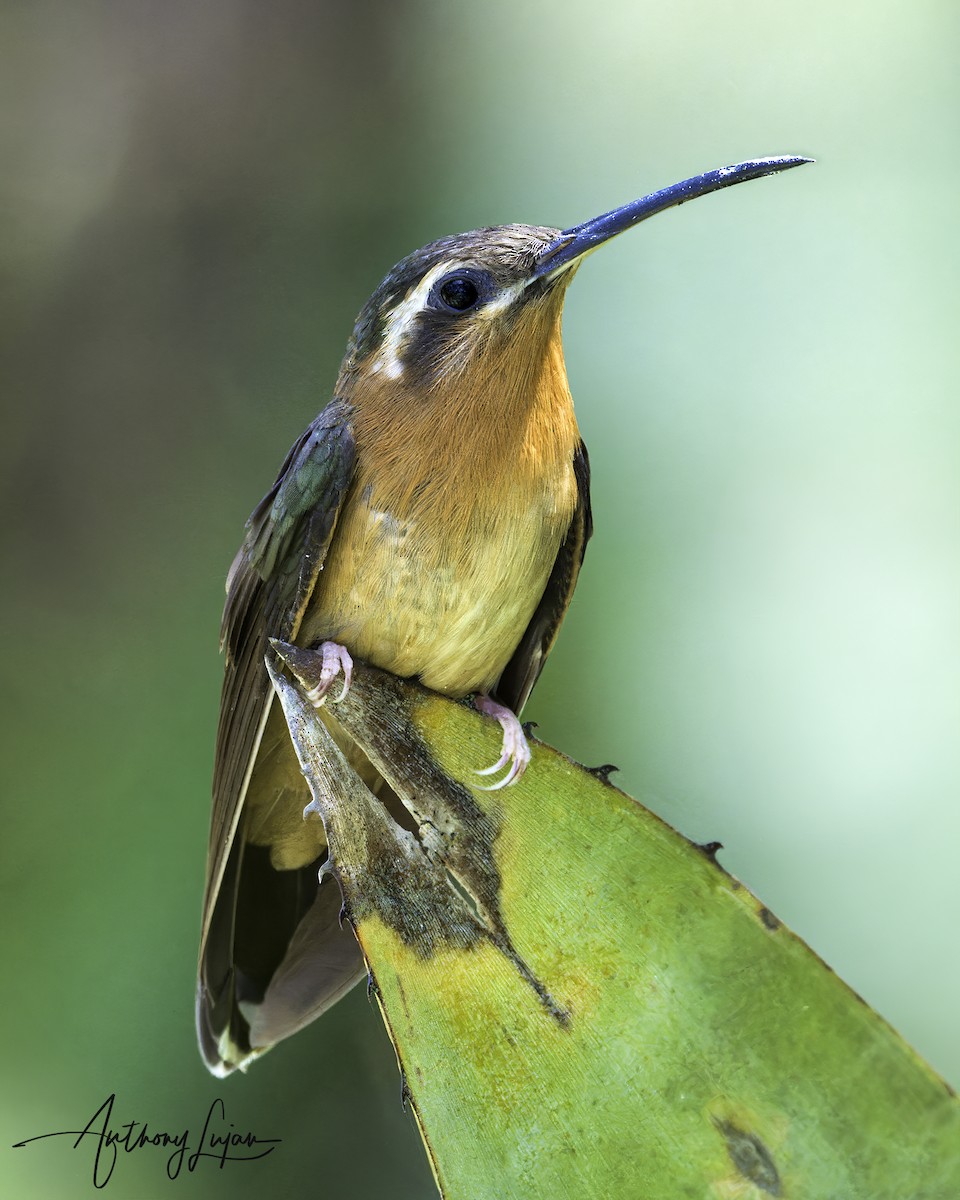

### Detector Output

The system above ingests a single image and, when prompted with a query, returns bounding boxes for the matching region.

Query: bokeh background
[3,1,957,1196]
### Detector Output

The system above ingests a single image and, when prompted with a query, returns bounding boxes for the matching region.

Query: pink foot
[473,695,531,790]
[304,641,353,706]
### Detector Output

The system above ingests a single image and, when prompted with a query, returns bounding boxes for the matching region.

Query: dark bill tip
[533,156,813,278]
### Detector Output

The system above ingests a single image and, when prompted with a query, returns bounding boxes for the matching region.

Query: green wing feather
[197,400,357,1073]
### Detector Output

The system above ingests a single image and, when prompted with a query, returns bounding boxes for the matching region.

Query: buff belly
[299,481,573,697]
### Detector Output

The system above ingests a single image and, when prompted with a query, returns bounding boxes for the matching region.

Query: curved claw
[305,641,354,707]
[478,755,527,791]
[474,748,512,777]
[473,695,531,790]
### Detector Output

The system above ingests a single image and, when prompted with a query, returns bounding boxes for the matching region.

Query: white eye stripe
[368,262,524,379]
[369,262,449,380]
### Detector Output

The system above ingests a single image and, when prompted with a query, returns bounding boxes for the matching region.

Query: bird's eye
[438,275,480,312]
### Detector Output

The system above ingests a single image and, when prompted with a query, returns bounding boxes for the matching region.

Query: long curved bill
[533,156,812,279]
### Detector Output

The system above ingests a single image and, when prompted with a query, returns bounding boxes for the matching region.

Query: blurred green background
[3,1,957,1196]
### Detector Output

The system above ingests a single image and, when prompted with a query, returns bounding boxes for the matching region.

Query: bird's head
[344,224,570,393]
[338,156,811,427]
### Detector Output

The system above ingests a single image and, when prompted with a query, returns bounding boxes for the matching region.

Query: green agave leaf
[269,647,960,1199]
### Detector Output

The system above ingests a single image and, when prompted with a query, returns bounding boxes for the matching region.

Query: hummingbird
[197,156,811,1075]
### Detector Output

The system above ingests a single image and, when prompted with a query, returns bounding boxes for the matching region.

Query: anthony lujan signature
[12,1092,280,1188]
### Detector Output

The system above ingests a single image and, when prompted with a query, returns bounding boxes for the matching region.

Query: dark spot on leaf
[697,840,724,862]
[758,906,780,931]
[395,976,412,1024]
[713,1118,782,1196]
